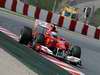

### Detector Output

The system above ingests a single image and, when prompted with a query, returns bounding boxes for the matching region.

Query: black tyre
[19,26,32,45]
[71,46,81,58]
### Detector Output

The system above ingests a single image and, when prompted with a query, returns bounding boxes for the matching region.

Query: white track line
[0,47,38,75]
[0,26,84,75]
[41,54,84,75]
[0,26,19,41]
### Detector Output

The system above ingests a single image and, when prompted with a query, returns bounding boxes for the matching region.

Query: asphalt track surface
[0,9,100,75]
[0,31,71,75]
[0,48,38,75]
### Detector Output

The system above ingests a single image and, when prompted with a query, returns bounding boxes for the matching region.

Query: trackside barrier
[0,0,100,40]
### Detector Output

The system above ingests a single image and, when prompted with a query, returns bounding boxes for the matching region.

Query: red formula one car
[19,19,81,66]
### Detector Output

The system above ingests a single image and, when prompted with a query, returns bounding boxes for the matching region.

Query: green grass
[28,0,54,11]
[22,0,62,11]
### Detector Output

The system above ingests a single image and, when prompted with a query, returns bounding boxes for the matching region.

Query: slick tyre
[19,26,32,45]
[71,46,81,58]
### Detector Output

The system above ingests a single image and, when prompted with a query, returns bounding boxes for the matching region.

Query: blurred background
[20,0,100,27]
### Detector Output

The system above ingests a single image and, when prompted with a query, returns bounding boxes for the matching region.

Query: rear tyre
[71,46,81,58]
[19,26,32,45]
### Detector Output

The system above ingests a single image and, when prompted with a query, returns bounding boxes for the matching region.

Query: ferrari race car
[19,19,82,66]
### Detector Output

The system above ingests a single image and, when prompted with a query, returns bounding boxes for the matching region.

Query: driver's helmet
[51,31,58,38]
[51,25,57,32]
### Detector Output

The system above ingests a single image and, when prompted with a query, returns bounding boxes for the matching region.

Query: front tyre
[70,46,81,58]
